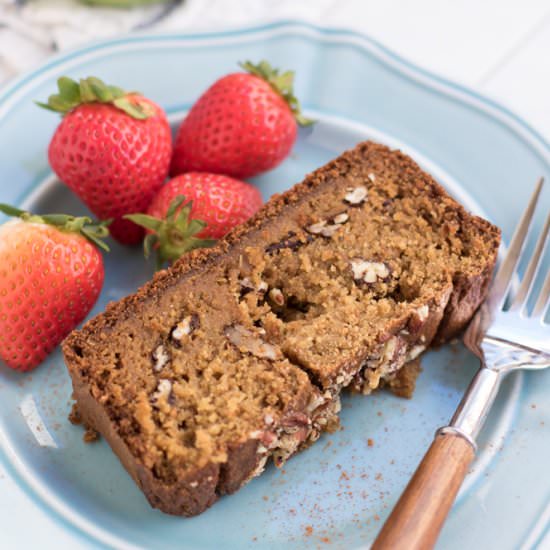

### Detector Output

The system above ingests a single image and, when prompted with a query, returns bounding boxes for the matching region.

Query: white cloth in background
[0,0,180,82]
[0,0,339,84]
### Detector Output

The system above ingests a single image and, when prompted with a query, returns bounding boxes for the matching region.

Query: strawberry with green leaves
[126,172,263,267]
[0,205,109,371]
[39,76,172,245]
[170,60,314,179]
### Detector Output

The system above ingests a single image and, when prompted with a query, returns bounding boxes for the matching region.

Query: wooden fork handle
[372,431,475,550]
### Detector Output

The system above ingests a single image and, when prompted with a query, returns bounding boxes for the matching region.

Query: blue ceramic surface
[0,22,549,550]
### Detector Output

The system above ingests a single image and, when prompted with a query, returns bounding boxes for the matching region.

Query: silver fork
[373,178,550,550]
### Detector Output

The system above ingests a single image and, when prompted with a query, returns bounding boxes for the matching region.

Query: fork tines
[488,177,550,319]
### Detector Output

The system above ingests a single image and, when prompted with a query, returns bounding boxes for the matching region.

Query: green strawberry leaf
[124,213,163,232]
[58,76,81,103]
[108,85,126,97]
[240,60,316,127]
[124,195,216,268]
[112,97,150,120]
[185,236,217,253]
[186,218,208,238]
[295,113,316,127]
[175,202,192,227]
[166,195,187,220]
[36,75,152,120]
[0,203,26,217]
[47,95,78,113]
[78,78,97,103]
[143,233,157,259]
[0,203,111,252]
[89,77,115,102]
[41,213,83,227]
[81,226,110,252]
[34,101,59,112]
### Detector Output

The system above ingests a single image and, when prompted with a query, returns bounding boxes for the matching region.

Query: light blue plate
[0,22,549,550]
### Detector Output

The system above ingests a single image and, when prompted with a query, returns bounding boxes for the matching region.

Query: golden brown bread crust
[70,367,220,515]
[63,140,500,516]
[434,244,497,343]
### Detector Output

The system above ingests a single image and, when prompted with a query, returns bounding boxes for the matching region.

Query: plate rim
[0,20,548,550]
[1,20,549,165]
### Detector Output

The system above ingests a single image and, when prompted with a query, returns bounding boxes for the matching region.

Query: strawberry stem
[239,60,315,127]
[36,76,153,119]
[125,195,216,269]
[0,204,111,252]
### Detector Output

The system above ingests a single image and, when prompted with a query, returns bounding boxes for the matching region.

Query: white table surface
[0,1,549,548]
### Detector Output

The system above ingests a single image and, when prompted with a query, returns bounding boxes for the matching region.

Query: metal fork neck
[442,330,550,450]
[444,366,502,447]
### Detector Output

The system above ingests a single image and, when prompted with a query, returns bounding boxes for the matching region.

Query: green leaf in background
[79,0,174,7]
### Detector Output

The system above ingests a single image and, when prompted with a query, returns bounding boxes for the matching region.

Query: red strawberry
[148,173,263,239]
[40,76,172,245]
[126,172,263,266]
[0,204,109,371]
[170,60,314,179]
